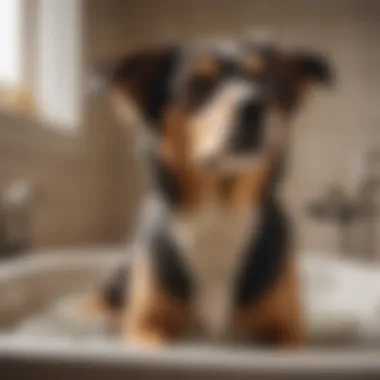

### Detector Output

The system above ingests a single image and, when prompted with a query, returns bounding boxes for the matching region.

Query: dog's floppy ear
[290,51,333,86]
[110,46,180,128]
[287,51,334,105]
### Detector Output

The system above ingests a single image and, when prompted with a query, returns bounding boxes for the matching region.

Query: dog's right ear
[107,46,181,129]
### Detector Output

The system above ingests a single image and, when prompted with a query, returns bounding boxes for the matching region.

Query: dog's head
[109,37,333,205]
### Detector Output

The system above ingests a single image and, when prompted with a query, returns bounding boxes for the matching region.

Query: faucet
[306,147,380,259]
[355,147,380,259]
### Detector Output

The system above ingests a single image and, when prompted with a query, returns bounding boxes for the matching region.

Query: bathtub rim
[1,248,380,376]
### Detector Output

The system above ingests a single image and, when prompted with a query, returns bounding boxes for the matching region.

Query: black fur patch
[291,52,333,86]
[230,100,266,153]
[148,150,182,206]
[235,198,290,306]
[150,229,193,300]
[112,46,181,125]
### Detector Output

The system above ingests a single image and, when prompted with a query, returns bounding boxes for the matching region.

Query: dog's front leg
[267,256,306,349]
[123,255,189,347]
[125,320,169,348]
[124,299,189,348]
[235,255,305,349]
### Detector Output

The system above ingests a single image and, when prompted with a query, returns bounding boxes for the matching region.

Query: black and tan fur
[89,36,333,347]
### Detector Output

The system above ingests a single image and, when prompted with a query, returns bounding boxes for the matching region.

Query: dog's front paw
[124,325,168,348]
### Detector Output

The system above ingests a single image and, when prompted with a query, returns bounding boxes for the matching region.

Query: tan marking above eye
[243,54,264,75]
[193,59,219,77]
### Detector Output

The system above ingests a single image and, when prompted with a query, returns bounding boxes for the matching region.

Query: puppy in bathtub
[87,35,333,347]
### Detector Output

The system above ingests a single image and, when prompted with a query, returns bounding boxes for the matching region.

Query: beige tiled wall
[0,115,112,247]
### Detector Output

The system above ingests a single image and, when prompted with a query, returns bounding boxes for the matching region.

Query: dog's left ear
[287,51,334,105]
[110,46,181,129]
[291,52,333,85]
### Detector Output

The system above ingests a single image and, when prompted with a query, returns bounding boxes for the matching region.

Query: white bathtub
[0,247,380,379]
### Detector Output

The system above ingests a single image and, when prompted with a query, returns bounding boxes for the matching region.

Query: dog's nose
[230,100,265,153]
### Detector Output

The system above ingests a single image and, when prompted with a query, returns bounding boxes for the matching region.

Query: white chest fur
[170,205,257,339]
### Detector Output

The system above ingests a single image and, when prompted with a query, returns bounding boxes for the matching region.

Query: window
[0,0,22,86]
[0,0,30,114]
[0,0,83,129]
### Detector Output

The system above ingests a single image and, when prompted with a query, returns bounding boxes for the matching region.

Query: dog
[91,35,333,347]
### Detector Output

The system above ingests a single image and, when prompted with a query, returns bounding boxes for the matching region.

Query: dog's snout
[230,100,265,153]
